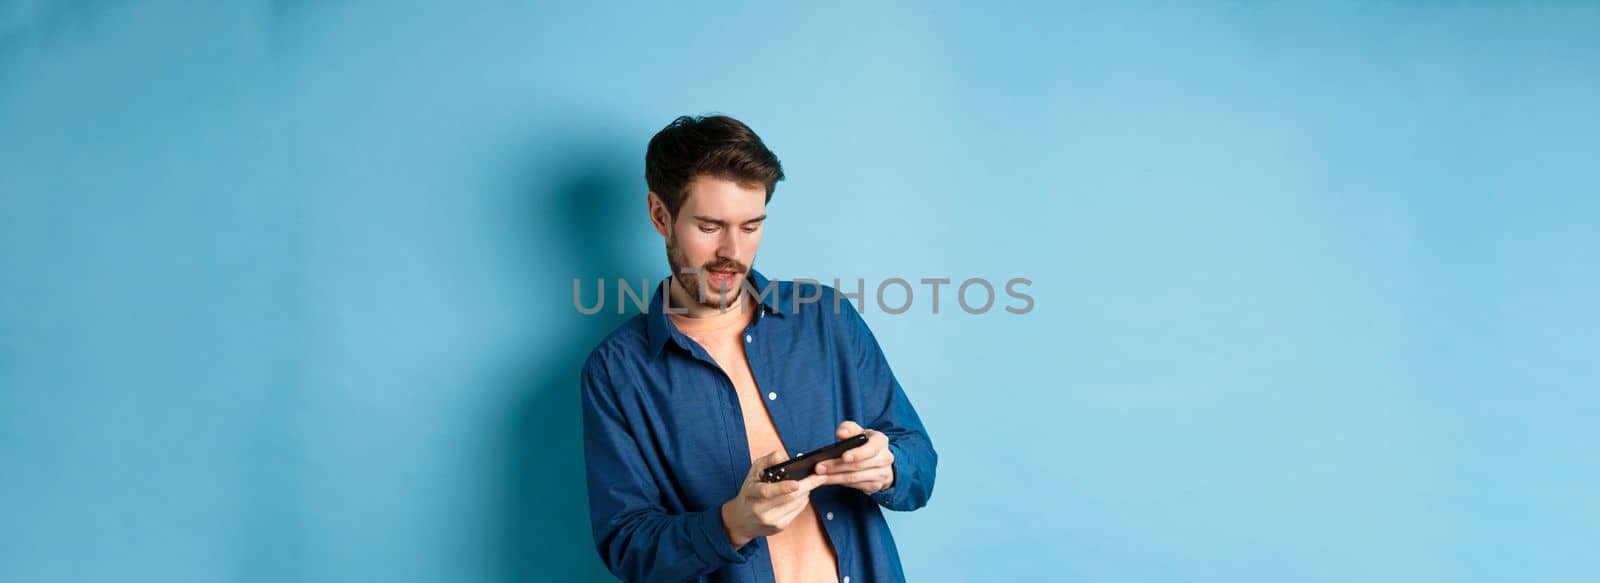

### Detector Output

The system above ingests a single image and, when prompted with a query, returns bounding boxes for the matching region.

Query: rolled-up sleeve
[580,353,757,581]
[833,293,938,512]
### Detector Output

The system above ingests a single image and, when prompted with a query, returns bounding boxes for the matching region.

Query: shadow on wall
[495,129,652,583]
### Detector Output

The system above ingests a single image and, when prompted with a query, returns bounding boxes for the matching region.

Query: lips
[706,269,740,289]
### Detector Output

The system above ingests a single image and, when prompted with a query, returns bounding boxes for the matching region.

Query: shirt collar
[645,268,786,358]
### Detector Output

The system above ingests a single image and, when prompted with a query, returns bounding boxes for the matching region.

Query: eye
[699,225,719,234]
[741,225,759,234]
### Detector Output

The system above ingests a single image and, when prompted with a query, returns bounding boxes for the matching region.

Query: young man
[580,115,937,582]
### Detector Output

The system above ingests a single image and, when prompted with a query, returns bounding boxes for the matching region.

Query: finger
[818,451,881,474]
[835,420,863,439]
[821,468,891,489]
[756,479,800,499]
[746,449,788,482]
[770,493,812,521]
[755,449,788,469]
[755,473,822,503]
[818,451,892,476]
[831,432,887,469]
[822,467,892,489]
[842,435,886,464]
[788,473,828,497]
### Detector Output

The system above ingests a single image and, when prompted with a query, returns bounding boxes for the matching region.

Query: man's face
[652,175,767,310]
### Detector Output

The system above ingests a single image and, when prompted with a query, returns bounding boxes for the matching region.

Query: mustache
[699,260,746,274]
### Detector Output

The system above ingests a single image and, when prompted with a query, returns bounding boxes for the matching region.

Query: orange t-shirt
[670,304,839,583]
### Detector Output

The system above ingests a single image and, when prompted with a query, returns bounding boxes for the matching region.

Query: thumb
[748,449,788,478]
[836,420,863,439]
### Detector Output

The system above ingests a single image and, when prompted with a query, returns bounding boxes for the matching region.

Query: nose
[717,229,743,264]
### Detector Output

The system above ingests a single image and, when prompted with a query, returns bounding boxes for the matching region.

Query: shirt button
[843,577,850,583]
[745,334,752,343]
[767,391,777,401]
[826,512,834,521]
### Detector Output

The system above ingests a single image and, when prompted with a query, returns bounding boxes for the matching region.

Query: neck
[665,275,749,319]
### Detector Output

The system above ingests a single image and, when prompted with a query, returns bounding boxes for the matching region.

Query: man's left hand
[814,420,894,495]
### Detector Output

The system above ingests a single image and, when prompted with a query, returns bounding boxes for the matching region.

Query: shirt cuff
[692,505,758,567]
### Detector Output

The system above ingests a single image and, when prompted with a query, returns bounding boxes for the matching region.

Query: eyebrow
[692,214,767,227]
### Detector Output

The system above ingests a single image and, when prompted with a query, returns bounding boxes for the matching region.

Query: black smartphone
[759,433,869,483]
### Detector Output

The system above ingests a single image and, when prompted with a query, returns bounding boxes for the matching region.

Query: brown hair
[645,114,785,217]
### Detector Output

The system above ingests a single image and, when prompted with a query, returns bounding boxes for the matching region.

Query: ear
[646,191,672,238]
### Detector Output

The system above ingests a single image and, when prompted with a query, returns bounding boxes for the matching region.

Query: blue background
[3,1,1597,581]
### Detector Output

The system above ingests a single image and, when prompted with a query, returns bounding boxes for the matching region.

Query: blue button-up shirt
[580,269,937,582]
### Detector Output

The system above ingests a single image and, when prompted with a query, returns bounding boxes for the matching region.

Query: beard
[665,234,748,311]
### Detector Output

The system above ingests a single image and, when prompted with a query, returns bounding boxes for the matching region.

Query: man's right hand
[720,450,827,549]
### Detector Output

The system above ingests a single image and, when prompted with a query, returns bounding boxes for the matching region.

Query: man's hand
[814,420,895,495]
[720,450,827,549]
